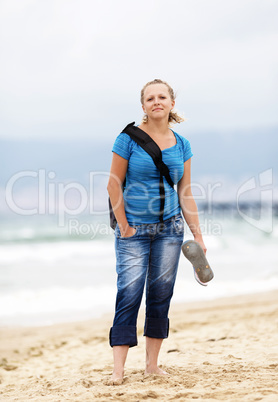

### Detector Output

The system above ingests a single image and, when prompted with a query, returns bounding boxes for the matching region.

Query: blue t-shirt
[112,130,193,224]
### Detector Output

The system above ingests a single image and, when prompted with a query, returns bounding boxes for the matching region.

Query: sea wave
[0,214,277,326]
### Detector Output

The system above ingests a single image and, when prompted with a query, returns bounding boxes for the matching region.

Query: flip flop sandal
[181,240,214,286]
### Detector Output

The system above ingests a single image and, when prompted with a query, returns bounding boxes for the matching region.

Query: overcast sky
[0,0,277,140]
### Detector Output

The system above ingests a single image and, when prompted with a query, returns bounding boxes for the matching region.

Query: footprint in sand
[28,347,43,357]
[226,354,242,360]
[81,379,94,388]
[0,358,18,371]
[167,348,181,353]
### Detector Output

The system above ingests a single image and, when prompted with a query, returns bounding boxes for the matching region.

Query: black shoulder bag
[109,122,174,230]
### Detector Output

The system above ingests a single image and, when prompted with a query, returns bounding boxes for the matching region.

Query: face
[142,84,175,122]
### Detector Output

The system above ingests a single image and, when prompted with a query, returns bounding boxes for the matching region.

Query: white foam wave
[1,275,278,327]
[1,216,278,327]
[0,240,114,266]
[173,276,278,304]
[0,285,116,327]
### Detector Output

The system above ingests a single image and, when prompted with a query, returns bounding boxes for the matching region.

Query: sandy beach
[0,291,278,401]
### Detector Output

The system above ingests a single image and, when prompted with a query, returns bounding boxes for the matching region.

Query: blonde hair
[140,79,185,125]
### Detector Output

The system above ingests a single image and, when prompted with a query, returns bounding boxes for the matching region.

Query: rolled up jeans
[109,214,184,347]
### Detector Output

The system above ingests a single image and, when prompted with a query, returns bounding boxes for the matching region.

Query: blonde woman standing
[107,79,206,384]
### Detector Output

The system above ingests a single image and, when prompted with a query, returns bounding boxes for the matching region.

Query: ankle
[112,365,124,376]
[112,369,124,376]
[146,362,157,371]
[145,365,168,375]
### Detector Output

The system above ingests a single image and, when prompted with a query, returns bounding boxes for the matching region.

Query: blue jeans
[109,214,184,347]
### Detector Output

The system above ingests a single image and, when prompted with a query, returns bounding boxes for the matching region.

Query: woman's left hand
[194,236,207,255]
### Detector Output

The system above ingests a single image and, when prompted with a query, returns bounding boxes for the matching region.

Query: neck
[142,118,170,136]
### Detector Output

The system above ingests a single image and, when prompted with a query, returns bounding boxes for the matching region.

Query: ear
[171,100,175,109]
[142,104,146,113]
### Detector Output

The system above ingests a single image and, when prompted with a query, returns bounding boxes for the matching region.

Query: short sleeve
[182,137,193,162]
[112,133,132,160]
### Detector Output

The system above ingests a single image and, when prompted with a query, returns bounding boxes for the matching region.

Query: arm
[177,158,207,254]
[107,152,136,238]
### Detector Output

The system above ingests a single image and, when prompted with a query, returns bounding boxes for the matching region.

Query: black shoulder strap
[122,122,174,188]
[122,122,175,224]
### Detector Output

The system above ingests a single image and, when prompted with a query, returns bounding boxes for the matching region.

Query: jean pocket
[115,225,138,239]
[173,216,184,233]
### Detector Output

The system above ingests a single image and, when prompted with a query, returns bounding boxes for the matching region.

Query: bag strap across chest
[122,122,174,224]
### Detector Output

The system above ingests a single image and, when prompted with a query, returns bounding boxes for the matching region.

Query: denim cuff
[109,325,137,348]
[143,317,169,339]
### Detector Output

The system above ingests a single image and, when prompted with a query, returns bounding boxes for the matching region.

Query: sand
[0,291,278,401]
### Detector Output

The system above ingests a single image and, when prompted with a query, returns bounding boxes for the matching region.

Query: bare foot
[106,371,124,386]
[145,366,168,376]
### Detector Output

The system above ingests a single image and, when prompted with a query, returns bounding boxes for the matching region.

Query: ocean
[0,206,278,327]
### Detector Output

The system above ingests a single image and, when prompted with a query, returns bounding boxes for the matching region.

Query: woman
[107,79,206,384]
